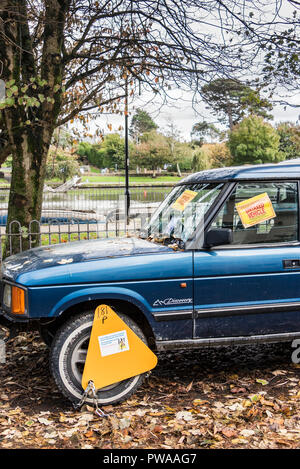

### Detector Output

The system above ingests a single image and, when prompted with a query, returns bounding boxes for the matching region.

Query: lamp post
[124,74,130,226]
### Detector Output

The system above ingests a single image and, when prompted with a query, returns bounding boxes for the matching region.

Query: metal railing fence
[0,216,148,261]
[0,184,171,226]
[0,184,173,260]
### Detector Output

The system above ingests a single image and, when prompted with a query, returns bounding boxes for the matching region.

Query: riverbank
[0,174,184,188]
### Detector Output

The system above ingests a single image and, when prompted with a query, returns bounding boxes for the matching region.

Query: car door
[193,180,300,339]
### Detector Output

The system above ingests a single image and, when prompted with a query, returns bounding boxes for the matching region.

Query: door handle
[283,259,300,269]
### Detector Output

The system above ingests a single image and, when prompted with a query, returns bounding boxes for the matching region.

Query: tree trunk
[176,163,182,177]
[0,0,68,257]
[5,123,53,256]
[227,104,234,130]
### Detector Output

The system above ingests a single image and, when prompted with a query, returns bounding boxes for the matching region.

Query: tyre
[49,309,147,405]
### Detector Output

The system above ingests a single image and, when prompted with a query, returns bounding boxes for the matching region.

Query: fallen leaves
[240,429,255,437]
[256,379,269,386]
[37,417,53,426]
[175,411,194,422]
[221,428,237,438]
[193,399,208,406]
[185,381,194,392]
[1,330,300,449]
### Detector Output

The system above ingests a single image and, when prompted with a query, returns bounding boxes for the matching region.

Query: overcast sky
[84,87,300,142]
[71,1,300,143]
[91,1,300,142]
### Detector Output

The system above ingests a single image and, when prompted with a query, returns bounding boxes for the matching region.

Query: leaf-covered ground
[1,328,300,449]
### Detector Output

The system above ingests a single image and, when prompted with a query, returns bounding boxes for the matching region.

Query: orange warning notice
[172,190,198,211]
[235,192,276,228]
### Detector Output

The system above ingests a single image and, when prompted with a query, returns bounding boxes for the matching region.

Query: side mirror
[204,228,233,248]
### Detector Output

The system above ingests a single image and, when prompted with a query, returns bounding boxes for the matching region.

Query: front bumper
[0,308,35,341]
[0,309,18,341]
[0,305,30,325]
[0,312,12,329]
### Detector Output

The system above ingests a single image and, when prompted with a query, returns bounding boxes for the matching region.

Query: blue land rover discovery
[1,162,300,405]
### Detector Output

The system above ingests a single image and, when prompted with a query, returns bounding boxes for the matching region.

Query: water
[0,185,172,225]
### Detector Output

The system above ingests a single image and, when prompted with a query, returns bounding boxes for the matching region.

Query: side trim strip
[152,310,193,321]
[195,301,300,319]
[156,331,300,351]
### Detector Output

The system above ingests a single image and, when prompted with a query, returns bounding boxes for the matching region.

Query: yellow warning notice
[236,192,276,228]
[81,305,157,390]
[172,190,198,211]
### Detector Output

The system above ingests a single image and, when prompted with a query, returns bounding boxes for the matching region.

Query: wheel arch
[40,298,156,349]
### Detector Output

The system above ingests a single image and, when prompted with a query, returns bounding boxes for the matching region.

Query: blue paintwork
[2,237,172,282]
[194,246,300,338]
[2,162,300,344]
[180,162,300,184]
[2,237,193,341]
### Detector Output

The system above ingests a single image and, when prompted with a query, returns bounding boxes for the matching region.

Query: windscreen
[142,182,224,244]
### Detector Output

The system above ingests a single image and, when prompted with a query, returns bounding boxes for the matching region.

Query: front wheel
[49,310,147,405]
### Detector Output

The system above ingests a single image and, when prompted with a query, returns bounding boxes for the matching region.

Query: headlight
[3,284,11,309]
[3,284,25,315]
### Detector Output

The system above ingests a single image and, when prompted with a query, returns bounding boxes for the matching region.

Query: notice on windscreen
[235,192,276,228]
[172,190,198,211]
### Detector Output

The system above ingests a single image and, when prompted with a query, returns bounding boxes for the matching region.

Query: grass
[32,231,131,247]
[1,232,122,259]
[0,173,183,187]
[80,175,182,184]
[40,232,99,245]
[1,232,129,257]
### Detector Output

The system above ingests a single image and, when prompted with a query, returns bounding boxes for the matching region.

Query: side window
[211,181,299,245]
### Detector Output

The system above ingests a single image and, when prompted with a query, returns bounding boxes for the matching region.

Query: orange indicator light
[12,287,25,315]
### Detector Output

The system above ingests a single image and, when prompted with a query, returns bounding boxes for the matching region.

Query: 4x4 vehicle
[1,162,300,405]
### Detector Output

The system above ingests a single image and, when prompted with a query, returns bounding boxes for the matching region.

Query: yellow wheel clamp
[82,305,158,391]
